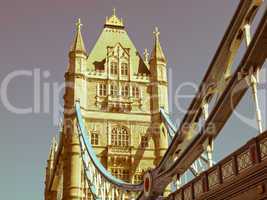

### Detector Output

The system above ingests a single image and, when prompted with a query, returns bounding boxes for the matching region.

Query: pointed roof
[70,18,87,53]
[105,8,124,28]
[150,27,167,64]
[48,137,57,161]
[87,10,150,75]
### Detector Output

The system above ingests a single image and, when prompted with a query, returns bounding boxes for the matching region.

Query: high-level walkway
[166,131,267,200]
[45,1,267,199]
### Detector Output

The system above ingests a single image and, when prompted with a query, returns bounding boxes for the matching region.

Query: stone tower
[45,9,170,200]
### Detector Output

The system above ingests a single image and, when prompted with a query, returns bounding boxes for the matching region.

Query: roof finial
[144,48,149,63]
[76,18,83,31]
[70,17,87,54]
[150,26,166,64]
[153,26,160,40]
[105,8,124,28]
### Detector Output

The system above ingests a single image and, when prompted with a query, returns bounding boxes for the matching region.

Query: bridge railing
[160,108,211,186]
[47,1,267,199]
[167,131,267,200]
[137,2,267,198]
[157,0,265,174]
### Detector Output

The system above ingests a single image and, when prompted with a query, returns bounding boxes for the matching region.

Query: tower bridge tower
[45,10,170,200]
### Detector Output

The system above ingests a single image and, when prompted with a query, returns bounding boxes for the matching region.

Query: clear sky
[0,0,266,199]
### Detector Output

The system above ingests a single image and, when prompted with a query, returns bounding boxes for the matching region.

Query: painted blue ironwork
[45,1,266,200]
[75,102,143,192]
[160,107,177,142]
[77,125,101,200]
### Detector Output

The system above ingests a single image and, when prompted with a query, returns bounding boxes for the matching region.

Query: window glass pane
[111,62,118,74]
[132,86,140,98]
[111,126,129,147]
[91,131,99,145]
[121,85,129,97]
[121,63,128,75]
[141,136,148,148]
[110,85,118,96]
[111,167,129,182]
[99,84,106,96]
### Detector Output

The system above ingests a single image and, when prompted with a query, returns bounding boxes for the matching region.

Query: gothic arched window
[91,131,99,145]
[110,84,118,96]
[111,167,129,182]
[132,86,140,98]
[111,126,129,147]
[110,62,118,75]
[99,83,107,96]
[121,85,129,97]
[121,63,128,75]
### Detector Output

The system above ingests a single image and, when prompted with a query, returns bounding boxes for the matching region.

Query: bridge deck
[167,130,267,200]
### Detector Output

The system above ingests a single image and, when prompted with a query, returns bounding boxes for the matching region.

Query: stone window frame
[110,61,118,75]
[121,84,129,97]
[141,135,149,148]
[132,86,140,98]
[134,172,144,184]
[111,166,130,182]
[91,131,99,145]
[99,83,107,96]
[110,84,118,97]
[121,62,128,76]
[111,126,129,147]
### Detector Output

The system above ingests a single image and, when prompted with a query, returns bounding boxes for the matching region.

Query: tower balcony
[107,145,134,165]
[95,94,142,112]
[107,95,132,112]
[107,145,133,155]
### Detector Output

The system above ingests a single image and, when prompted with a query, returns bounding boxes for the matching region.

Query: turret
[63,18,85,200]
[45,137,58,200]
[45,137,57,182]
[149,27,169,163]
[149,26,169,112]
[68,18,87,74]
[65,18,88,109]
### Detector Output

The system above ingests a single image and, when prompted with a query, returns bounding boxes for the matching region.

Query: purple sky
[0,0,266,199]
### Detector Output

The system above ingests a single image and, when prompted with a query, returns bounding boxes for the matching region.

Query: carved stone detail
[174,192,182,200]
[194,179,203,198]
[222,160,234,180]
[237,150,252,172]
[208,170,219,189]
[260,138,267,160]
[184,186,192,200]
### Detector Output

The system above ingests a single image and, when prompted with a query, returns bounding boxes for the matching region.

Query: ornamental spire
[70,18,87,53]
[48,137,57,161]
[144,48,149,64]
[150,26,166,64]
[76,18,82,31]
[153,27,160,41]
[105,8,124,28]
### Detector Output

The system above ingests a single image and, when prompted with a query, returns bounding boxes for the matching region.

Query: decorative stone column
[63,118,82,200]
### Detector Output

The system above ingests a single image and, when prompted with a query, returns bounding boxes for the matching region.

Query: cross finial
[76,18,83,30]
[144,48,149,63]
[113,8,116,16]
[153,26,160,40]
